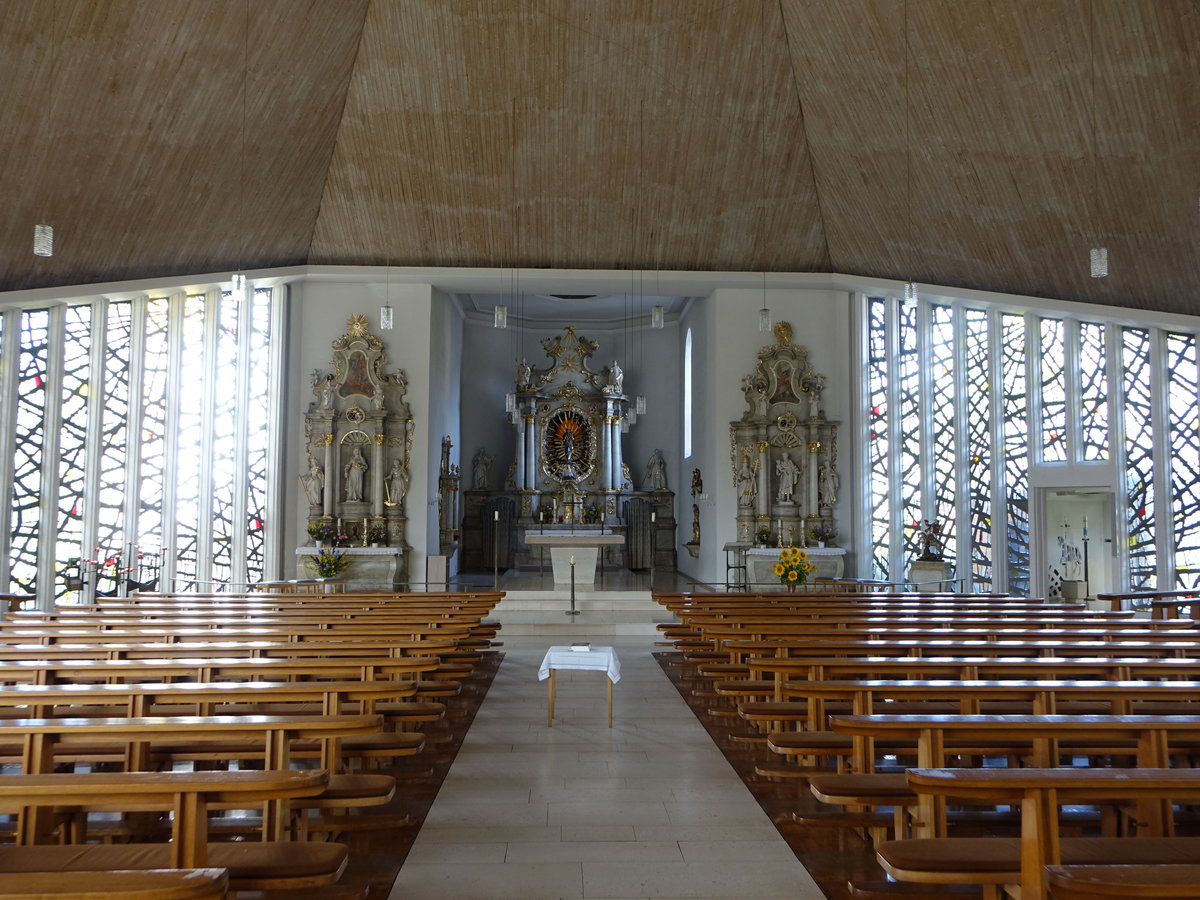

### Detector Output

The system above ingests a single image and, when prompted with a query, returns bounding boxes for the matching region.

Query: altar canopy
[300,315,413,580]
[461,325,675,572]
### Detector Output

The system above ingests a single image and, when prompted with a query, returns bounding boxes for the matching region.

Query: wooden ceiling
[2,0,1198,316]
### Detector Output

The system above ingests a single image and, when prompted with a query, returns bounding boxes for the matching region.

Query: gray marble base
[295,546,405,591]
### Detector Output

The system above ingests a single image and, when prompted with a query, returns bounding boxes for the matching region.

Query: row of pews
[655,587,1200,900]
[0,589,504,898]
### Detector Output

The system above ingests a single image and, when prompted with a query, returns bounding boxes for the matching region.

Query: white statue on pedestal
[645,449,667,491]
[736,454,757,507]
[344,447,368,502]
[473,448,493,491]
[301,458,324,507]
[775,452,799,503]
[386,458,408,506]
[819,464,838,508]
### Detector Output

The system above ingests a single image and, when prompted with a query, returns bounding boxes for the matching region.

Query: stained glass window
[3,289,278,602]
[865,300,892,580]
[1040,318,1067,462]
[964,309,993,589]
[929,304,957,563]
[1166,332,1200,588]
[1121,328,1157,589]
[1078,322,1109,461]
[1000,313,1031,595]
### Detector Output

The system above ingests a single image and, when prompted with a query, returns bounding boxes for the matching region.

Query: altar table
[538,645,621,727]
[524,533,625,586]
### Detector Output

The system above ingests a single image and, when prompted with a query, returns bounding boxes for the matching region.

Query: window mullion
[1150,328,1172,587]
[951,308,970,589]
[1065,317,1082,463]
[80,302,108,598]
[1105,323,1128,590]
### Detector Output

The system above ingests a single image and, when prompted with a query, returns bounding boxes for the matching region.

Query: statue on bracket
[344,447,368,502]
[645,449,668,492]
[300,457,325,507]
[472,448,494,491]
[775,452,799,503]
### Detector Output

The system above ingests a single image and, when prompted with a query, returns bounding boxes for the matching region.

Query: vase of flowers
[306,547,350,580]
[306,520,333,550]
[773,546,814,592]
[367,526,388,548]
[809,524,836,549]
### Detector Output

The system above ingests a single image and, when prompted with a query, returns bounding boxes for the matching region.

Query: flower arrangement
[367,526,388,546]
[306,547,350,579]
[755,526,773,547]
[773,546,814,587]
[810,524,836,545]
[307,521,334,544]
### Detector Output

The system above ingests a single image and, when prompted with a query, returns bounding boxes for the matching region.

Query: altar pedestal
[295,546,405,591]
[524,533,625,586]
[746,547,846,591]
[908,559,955,591]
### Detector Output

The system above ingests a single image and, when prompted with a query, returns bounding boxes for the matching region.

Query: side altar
[730,321,842,555]
[460,325,676,574]
[297,315,413,587]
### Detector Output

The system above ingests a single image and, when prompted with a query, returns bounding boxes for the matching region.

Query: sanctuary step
[492,589,669,636]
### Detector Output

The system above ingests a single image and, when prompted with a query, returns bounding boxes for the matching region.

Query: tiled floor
[389,634,825,900]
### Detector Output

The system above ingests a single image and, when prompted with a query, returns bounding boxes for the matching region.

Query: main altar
[297,315,412,588]
[460,325,676,574]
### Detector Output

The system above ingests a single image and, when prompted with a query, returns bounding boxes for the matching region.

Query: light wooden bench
[878,768,1200,900]
[0,869,229,900]
[0,775,348,893]
[1046,864,1200,898]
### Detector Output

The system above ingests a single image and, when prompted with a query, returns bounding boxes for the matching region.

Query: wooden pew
[1047,864,1200,899]
[0,869,229,900]
[877,768,1200,900]
[0,771,349,892]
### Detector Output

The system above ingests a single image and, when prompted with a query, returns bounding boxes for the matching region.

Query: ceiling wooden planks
[1,1,1196,316]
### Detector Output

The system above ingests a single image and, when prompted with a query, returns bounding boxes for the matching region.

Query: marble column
[756,440,769,519]
[600,413,612,489]
[372,437,384,517]
[524,416,537,488]
[514,419,526,490]
[322,436,335,518]
[611,417,622,489]
[808,440,821,518]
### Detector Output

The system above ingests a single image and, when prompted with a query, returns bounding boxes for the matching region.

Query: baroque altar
[298,315,413,585]
[460,325,676,573]
[730,321,841,551]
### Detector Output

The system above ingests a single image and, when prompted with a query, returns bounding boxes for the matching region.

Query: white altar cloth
[745,546,846,589]
[538,645,622,683]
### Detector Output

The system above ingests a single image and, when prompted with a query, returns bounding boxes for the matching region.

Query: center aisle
[389,635,823,900]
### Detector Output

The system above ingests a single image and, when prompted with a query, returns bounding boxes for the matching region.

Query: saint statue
[386,458,408,506]
[606,360,624,392]
[819,464,839,508]
[775,451,800,503]
[300,458,324,507]
[645,449,668,491]
[736,454,757,507]
[472,447,493,491]
[318,375,335,410]
[620,462,634,491]
[343,447,368,502]
[515,358,532,388]
[440,435,453,475]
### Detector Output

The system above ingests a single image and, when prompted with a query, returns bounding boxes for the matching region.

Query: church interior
[2,1,1200,898]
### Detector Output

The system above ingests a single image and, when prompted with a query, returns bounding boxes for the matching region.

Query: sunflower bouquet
[773,546,814,588]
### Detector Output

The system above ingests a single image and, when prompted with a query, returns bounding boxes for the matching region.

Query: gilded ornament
[374,434,385,445]
[809,440,822,453]
[347,314,370,338]
[773,321,793,346]
[323,434,334,445]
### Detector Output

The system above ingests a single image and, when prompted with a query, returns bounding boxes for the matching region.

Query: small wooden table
[538,645,621,727]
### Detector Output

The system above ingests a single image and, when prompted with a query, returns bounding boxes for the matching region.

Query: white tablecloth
[538,646,621,683]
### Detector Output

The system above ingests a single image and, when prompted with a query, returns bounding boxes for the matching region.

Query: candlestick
[494,510,499,521]
[569,555,575,565]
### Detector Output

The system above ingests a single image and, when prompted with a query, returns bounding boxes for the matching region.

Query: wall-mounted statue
[300,457,325,507]
[386,458,408,507]
[645,449,668,492]
[775,452,799,503]
[472,448,493,491]
[344,447,368,502]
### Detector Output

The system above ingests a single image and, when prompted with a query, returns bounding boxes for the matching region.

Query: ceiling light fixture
[902,0,918,306]
[651,304,664,329]
[34,3,58,258]
[1087,0,1107,279]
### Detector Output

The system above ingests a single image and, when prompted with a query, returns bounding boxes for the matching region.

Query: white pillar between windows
[35,306,67,611]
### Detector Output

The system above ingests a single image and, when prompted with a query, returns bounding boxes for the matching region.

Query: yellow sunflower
[773,562,786,576]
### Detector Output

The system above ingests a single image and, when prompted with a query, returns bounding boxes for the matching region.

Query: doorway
[1039,488,1116,601]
